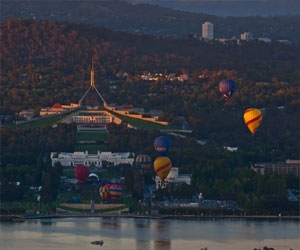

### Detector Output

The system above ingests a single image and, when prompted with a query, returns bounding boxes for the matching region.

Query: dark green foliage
[0,123,76,202]
[0,19,299,213]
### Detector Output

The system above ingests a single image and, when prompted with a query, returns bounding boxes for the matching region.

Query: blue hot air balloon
[135,154,152,172]
[154,136,171,156]
[219,79,236,100]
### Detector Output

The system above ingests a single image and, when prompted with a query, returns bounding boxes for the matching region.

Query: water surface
[1,217,299,250]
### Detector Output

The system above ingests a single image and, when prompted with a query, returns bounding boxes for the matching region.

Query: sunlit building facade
[72,111,113,124]
[155,167,192,189]
[241,32,253,41]
[251,159,300,176]
[51,151,135,168]
[202,21,214,40]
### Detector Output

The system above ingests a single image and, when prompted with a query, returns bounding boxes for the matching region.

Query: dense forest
[1,19,300,213]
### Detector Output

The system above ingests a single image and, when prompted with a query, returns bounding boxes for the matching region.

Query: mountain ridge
[1,0,300,43]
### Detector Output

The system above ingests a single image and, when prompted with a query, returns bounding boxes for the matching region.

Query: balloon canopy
[153,156,172,181]
[154,136,171,156]
[99,183,111,200]
[243,108,263,135]
[74,164,90,183]
[219,79,236,100]
[88,173,99,181]
[109,184,122,200]
[135,154,152,171]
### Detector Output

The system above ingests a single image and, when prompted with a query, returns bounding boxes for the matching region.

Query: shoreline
[1,213,300,222]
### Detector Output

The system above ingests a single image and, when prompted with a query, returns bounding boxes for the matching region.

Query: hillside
[1,18,300,156]
[145,0,300,17]
[1,0,300,43]
[1,18,299,214]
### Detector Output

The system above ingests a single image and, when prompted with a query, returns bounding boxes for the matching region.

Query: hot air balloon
[154,136,171,156]
[219,79,236,100]
[88,173,99,182]
[153,156,172,181]
[99,183,111,200]
[74,164,90,183]
[109,184,122,200]
[243,108,263,135]
[135,154,152,172]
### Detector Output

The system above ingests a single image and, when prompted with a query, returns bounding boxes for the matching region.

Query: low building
[240,32,253,41]
[251,159,300,176]
[51,151,135,168]
[257,37,272,43]
[40,103,79,117]
[155,167,192,189]
[18,109,35,120]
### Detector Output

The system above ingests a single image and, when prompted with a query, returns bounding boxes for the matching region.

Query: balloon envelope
[88,173,99,180]
[109,184,122,200]
[154,136,171,156]
[74,164,90,183]
[153,156,172,181]
[243,108,263,135]
[219,79,236,100]
[99,183,111,200]
[135,154,152,171]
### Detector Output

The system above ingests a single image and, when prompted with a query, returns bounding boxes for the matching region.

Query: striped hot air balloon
[243,108,263,135]
[109,184,122,200]
[99,183,111,200]
[219,79,236,100]
[135,154,152,172]
[153,156,172,181]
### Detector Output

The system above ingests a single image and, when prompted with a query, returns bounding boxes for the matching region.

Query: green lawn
[76,131,109,141]
[17,114,68,128]
[105,109,170,130]
[16,107,178,131]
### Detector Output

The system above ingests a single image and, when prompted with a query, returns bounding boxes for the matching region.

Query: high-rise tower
[202,21,214,40]
[79,59,106,106]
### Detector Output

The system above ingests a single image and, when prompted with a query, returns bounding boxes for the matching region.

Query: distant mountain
[1,0,300,43]
[130,0,300,17]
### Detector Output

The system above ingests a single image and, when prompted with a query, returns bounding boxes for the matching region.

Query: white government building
[155,167,192,190]
[50,151,134,168]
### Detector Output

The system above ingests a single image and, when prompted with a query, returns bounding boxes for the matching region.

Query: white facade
[73,111,113,124]
[51,151,134,168]
[202,22,214,40]
[155,167,192,189]
[241,32,253,41]
[258,37,272,43]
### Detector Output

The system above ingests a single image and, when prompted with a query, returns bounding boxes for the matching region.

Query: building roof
[52,103,62,109]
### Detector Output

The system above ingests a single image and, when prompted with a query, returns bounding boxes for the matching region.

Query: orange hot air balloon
[243,108,263,135]
[153,156,172,181]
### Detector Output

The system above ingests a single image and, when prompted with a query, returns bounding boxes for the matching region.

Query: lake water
[0,217,299,250]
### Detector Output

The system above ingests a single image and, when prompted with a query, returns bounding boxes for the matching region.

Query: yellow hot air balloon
[243,108,263,135]
[153,156,172,181]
